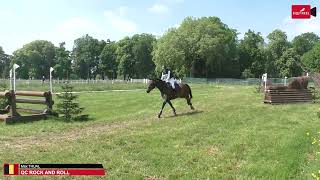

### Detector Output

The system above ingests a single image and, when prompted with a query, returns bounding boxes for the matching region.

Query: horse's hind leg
[167,100,176,116]
[186,98,195,110]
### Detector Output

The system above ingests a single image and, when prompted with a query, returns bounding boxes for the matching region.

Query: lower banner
[3,164,106,176]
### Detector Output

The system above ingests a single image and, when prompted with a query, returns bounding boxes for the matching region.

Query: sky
[0,0,319,54]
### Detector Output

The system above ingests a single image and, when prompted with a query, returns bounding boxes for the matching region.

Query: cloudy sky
[0,0,319,54]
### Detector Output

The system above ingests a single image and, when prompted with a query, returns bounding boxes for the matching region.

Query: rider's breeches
[166,78,176,89]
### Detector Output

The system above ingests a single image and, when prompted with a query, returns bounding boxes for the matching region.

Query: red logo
[292,5,316,19]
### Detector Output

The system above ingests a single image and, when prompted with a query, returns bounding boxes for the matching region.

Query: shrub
[56,81,86,121]
[0,82,8,109]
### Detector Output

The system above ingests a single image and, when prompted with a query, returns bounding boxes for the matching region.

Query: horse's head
[146,78,161,93]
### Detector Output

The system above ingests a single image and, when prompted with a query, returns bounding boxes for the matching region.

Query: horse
[146,78,194,118]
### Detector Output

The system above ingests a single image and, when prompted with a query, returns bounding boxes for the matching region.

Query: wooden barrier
[0,90,55,123]
[264,89,313,104]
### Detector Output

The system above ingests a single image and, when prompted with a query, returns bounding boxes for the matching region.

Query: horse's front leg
[167,100,176,116]
[158,101,167,118]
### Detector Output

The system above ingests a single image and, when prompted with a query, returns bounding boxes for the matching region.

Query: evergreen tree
[56,81,84,121]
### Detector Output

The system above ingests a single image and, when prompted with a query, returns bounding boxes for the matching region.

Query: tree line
[0,16,319,80]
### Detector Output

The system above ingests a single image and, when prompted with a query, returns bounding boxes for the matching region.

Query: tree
[99,40,118,79]
[267,29,289,60]
[276,48,302,77]
[131,34,156,78]
[301,42,320,73]
[116,37,135,80]
[54,42,71,79]
[11,40,56,79]
[153,16,239,78]
[72,34,105,79]
[292,32,319,56]
[266,29,289,77]
[56,81,84,121]
[238,30,266,77]
[152,28,186,77]
[0,46,10,78]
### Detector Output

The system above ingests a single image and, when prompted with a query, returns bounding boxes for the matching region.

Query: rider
[161,65,177,90]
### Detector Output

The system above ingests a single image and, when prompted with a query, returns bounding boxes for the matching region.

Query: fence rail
[0,77,315,86]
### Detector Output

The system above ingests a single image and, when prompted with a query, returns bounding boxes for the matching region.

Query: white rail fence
[0,78,151,85]
[0,77,307,86]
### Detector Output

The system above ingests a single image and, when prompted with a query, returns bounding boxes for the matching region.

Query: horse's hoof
[173,111,177,116]
[191,106,195,110]
[157,114,161,118]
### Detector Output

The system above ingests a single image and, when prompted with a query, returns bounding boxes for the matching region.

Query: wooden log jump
[15,91,50,97]
[16,98,47,104]
[264,89,313,104]
[0,90,55,123]
[263,76,313,104]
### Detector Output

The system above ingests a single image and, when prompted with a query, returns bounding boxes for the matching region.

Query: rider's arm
[166,71,170,81]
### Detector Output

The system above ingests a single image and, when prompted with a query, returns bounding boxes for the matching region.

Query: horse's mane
[151,78,163,82]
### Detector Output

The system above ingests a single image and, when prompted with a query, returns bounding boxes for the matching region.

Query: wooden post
[8,90,18,117]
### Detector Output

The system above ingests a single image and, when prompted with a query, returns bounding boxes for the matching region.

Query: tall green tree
[292,32,319,56]
[0,46,10,78]
[11,40,56,79]
[267,29,289,60]
[276,48,302,77]
[131,33,156,78]
[238,30,266,78]
[72,34,105,79]
[153,16,239,78]
[99,40,118,79]
[152,28,186,77]
[116,37,135,80]
[54,42,71,79]
[266,29,289,77]
[302,42,320,73]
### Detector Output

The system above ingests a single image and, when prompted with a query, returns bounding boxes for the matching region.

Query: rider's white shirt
[161,71,176,89]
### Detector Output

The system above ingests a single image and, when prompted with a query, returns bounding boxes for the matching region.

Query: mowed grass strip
[0,84,320,179]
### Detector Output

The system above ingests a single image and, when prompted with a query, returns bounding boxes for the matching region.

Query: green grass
[0,84,320,179]
[0,81,147,92]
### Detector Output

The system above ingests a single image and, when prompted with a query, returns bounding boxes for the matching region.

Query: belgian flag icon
[3,164,18,175]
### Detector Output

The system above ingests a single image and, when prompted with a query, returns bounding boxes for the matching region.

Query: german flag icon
[3,164,19,175]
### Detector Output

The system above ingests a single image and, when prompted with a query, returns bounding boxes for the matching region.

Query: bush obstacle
[0,90,54,123]
[263,76,313,104]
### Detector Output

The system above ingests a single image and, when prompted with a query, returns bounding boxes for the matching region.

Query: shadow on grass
[6,114,94,125]
[54,114,93,123]
[167,110,204,118]
[5,115,55,125]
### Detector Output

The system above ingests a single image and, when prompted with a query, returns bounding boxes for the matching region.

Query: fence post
[284,76,287,86]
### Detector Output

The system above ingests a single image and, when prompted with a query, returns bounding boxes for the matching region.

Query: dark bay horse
[146,78,194,118]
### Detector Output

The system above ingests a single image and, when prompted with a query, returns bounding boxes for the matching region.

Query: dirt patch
[207,145,220,156]
[306,153,315,161]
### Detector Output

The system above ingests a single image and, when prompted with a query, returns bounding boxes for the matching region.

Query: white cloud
[148,4,169,14]
[103,7,138,34]
[2,7,139,54]
[53,17,105,49]
[281,16,320,40]
[3,17,106,53]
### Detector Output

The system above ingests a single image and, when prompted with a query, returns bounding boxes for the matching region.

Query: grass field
[1,84,320,179]
[0,81,147,92]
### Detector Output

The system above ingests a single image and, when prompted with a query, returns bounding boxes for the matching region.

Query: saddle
[166,82,180,93]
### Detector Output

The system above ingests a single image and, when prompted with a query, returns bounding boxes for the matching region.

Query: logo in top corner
[292,5,316,19]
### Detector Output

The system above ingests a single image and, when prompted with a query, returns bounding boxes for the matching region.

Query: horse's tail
[185,84,192,99]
